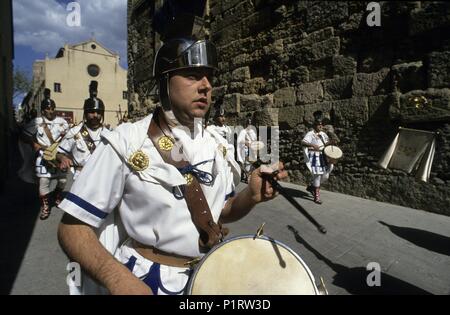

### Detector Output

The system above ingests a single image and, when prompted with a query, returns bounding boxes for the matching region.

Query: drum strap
[147,107,225,253]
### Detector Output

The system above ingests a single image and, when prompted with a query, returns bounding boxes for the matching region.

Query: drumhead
[187,235,319,295]
[323,145,343,159]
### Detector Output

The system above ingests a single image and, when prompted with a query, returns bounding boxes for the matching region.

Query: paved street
[1,173,449,295]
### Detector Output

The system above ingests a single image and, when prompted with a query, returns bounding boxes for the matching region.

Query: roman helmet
[152,37,218,111]
[40,88,56,112]
[83,81,105,122]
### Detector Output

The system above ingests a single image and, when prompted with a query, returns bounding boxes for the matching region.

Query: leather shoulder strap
[80,125,97,154]
[42,123,55,144]
[147,107,225,252]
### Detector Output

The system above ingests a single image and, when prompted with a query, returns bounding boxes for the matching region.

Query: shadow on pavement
[0,138,40,294]
[378,221,450,257]
[279,186,313,201]
[287,225,432,295]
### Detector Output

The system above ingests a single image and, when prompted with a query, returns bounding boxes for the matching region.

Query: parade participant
[24,88,69,219]
[207,106,232,143]
[57,81,108,181]
[57,35,287,295]
[237,114,258,182]
[301,111,333,204]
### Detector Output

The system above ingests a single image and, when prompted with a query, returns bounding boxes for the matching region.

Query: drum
[187,235,321,295]
[323,145,343,164]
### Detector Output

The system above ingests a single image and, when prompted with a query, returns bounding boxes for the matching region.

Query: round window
[87,64,100,77]
[91,44,97,50]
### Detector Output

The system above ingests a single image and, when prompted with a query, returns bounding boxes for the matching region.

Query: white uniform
[59,113,241,295]
[237,126,258,173]
[29,116,69,178]
[302,130,329,175]
[58,123,108,180]
[207,124,232,142]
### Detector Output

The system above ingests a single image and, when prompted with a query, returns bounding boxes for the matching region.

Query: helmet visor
[155,40,218,77]
[182,40,217,69]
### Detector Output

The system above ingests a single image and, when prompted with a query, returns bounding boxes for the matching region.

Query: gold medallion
[81,130,89,137]
[158,136,174,151]
[184,173,194,186]
[128,150,149,172]
[218,144,227,158]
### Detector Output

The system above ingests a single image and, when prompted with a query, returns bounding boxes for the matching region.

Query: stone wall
[128,1,450,215]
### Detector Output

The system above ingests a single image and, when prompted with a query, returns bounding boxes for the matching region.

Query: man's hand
[310,144,321,151]
[32,142,42,153]
[247,162,288,204]
[58,154,73,171]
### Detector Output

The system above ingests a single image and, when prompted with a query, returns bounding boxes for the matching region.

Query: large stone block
[352,68,391,97]
[273,87,297,108]
[223,93,240,113]
[332,55,357,77]
[243,77,266,94]
[428,51,450,89]
[322,76,353,101]
[278,105,304,129]
[392,61,426,93]
[240,94,264,112]
[332,97,369,126]
[296,81,323,105]
[232,66,251,82]
[368,94,397,120]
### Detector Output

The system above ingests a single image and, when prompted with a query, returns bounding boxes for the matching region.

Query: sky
[13,0,128,74]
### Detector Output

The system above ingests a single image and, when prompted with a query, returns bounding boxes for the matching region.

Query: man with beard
[23,88,69,220]
[57,81,108,181]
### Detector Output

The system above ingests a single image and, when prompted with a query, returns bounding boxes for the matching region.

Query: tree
[13,67,32,99]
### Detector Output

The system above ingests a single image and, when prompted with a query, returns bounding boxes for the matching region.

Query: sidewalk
[227,181,450,295]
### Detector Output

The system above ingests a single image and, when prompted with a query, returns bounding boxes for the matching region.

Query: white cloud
[13,0,128,68]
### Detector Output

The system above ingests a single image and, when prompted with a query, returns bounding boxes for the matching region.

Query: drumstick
[262,173,327,234]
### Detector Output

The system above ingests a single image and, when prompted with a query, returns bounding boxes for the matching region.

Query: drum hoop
[324,145,342,158]
[186,234,319,295]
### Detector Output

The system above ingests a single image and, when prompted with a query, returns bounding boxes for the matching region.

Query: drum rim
[324,145,343,158]
[186,234,319,295]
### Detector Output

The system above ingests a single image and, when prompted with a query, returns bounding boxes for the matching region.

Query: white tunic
[207,124,232,142]
[59,114,241,258]
[302,130,329,175]
[58,123,108,180]
[236,126,258,164]
[27,116,69,178]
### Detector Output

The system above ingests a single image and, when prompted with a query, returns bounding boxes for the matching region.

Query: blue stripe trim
[225,191,236,201]
[65,192,108,219]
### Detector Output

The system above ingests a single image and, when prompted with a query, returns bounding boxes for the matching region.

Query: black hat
[40,88,56,111]
[313,110,323,125]
[83,81,105,112]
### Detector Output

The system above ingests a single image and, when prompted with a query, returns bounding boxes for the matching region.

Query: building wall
[0,0,14,191]
[33,40,128,127]
[128,1,450,215]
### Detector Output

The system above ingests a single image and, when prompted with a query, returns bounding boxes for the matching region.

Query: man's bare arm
[57,213,152,295]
